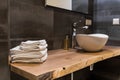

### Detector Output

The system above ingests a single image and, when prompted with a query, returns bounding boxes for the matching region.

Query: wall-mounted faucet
[72,20,89,49]
[72,27,77,48]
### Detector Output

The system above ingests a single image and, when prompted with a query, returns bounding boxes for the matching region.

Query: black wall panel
[0,0,10,79]
[10,0,54,49]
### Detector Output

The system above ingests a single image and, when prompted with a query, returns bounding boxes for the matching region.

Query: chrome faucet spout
[72,27,77,49]
[83,26,89,29]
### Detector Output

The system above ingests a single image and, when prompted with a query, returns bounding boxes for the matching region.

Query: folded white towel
[10,46,25,54]
[20,44,48,51]
[10,46,48,55]
[20,45,39,50]
[11,53,48,63]
[11,49,47,60]
[11,59,41,63]
[21,40,47,46]
[11,54,44,60]
[10,39,48,63]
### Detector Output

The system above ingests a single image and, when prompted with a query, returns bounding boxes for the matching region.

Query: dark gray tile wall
[72,0,89,14]
[0,0,8,40]
[0,0,10,79]
[10,0,93,50]
[10,0,54,49]
[93,0,120,46]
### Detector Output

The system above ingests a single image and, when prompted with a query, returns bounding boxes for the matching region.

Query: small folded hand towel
[11,54,44,60]
[11,59,42,63]
[10,46,24,54]
[21,40,47,46]
[20,44,48,51]
[11,49,47,60]
[11,53,48,63]
[10,46,48,55]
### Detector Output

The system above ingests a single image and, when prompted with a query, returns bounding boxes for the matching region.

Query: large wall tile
[0,0,8,39]
[0,41,10,80]
[0,66,10,80]
[0,26,8,39]
[0,41,9,66]
[10,0,54,39]
[0,0,10,79]
[0,0,8,24]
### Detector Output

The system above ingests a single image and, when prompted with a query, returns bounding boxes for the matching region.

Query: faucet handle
[73,28,76,31]
[73,22,77,28]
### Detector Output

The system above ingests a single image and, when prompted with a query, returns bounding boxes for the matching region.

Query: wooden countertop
[10,46,120,80]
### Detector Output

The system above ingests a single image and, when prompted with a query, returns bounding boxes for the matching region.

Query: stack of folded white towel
[10,40,48,63]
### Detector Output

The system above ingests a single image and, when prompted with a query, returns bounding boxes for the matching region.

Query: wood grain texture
[10,46,120,80]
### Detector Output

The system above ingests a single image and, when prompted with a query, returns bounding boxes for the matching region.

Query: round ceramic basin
[76,34,109,51]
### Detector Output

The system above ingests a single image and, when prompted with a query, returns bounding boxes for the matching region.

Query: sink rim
[76,33,109,39]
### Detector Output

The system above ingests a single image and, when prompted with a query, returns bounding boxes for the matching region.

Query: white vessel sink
[76,34,109,51]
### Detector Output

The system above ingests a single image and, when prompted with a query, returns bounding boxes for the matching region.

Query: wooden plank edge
[11,66,37,80]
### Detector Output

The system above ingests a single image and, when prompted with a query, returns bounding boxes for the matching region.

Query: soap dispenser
[64,35,69,50]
